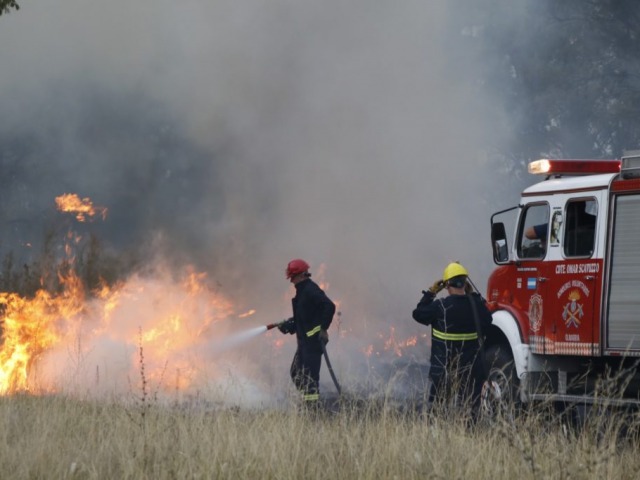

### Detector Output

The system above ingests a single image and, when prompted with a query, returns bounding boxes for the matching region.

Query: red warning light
[528,159,621,176]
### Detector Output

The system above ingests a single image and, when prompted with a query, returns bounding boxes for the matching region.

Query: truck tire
[484,344,521,413]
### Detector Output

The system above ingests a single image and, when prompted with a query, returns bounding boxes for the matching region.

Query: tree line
[0,0,18,16]
[479,0,640,160]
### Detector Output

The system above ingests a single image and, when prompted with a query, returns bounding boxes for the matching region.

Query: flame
[0,272,85,393]
[238,309,256,318]
[55,193,108,222]
[362,327,424,358]
[0,264,242,396]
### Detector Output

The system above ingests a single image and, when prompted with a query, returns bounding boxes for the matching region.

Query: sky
[0,0,526,403]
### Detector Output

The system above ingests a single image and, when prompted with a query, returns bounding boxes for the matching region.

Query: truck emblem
[562,289,584,329]
[529,294,543,332]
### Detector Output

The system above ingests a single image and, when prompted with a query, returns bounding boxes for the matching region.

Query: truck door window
[550,210,563,245]
[564,199,597,257]
[518,204,549,259]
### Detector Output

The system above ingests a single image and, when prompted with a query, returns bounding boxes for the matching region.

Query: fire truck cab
[486,153,640,406]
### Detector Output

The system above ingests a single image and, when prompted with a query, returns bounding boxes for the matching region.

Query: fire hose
[321,339,342,395]
[266,320,342,395]
[466,277,503,413]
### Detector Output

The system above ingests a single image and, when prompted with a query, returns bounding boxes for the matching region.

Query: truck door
[515,202,550,354]
[548,196,600,355]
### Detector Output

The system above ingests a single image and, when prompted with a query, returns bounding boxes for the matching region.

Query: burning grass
[0,394,639,479]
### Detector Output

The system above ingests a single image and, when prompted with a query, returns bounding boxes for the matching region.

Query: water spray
[209,320,287,355]
[210,325,270,353]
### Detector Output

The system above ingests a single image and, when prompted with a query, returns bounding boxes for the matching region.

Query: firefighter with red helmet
[412,262,492,415]
[278,259,336,408]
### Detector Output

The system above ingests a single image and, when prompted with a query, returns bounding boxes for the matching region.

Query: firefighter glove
[319,329,329,345]
[278,318,296,335]
[428,279,445,294]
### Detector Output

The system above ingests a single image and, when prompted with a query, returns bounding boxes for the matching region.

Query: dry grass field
[0,393,639,480]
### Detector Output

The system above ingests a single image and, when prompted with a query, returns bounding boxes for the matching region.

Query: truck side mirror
[491,222,509,263]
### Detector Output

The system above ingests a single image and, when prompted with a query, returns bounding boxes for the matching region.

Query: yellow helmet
[442,262,469,282]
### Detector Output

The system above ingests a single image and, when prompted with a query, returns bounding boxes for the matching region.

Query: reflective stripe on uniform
[303,393,319,401]
[306,325,321,337]
[432,329,478,341]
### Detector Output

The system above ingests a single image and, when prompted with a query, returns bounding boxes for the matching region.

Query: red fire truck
[486,152,640,407]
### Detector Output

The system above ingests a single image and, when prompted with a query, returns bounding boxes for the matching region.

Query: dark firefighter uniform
[412,290,492,408]
[280,277,335,404]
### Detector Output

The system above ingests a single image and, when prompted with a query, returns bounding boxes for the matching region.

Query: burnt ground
[318,356,431,416]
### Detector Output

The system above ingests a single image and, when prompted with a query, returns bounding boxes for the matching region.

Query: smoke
[0,1,524,403]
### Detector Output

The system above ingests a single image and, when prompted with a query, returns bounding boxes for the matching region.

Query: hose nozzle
[266,320,286,331]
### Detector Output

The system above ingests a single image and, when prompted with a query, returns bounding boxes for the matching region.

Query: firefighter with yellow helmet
[412,262,492,416]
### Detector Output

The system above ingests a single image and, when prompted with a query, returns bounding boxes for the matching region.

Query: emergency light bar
[528,158,621,176]
[621,152,640,179]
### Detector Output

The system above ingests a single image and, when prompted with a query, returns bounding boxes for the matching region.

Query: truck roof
[523,173,617,196]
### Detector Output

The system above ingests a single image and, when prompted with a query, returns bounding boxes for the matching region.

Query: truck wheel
[484,344,521,414]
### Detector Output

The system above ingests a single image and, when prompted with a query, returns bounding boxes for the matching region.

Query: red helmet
[286,259,310,279]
